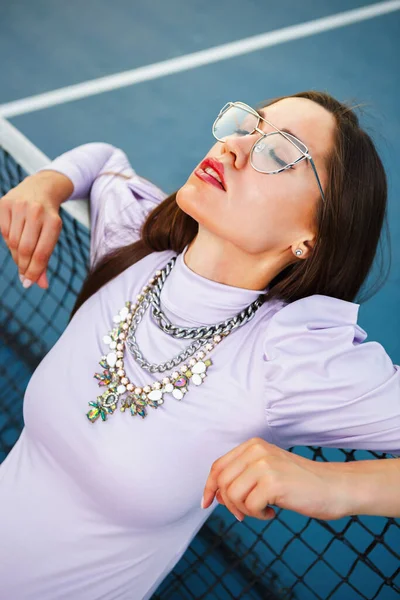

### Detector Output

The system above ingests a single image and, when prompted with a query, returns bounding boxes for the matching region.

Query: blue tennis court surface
[1,2,400,598]
[2,0,398,360]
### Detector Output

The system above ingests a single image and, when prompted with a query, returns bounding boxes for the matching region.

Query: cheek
[226,178,315,253]
[175,170,316,254]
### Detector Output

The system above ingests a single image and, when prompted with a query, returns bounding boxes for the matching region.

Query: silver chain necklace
[87,254,266,423]
[126,256,265,373]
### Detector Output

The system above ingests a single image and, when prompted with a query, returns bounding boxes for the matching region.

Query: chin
[176,182,202,222]
[176,178,234,243]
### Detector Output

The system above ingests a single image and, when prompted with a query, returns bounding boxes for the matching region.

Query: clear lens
[213,105,259,141]
[252,132,306,172]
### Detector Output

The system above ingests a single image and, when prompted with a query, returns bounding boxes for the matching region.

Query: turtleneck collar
[158,244,269,327]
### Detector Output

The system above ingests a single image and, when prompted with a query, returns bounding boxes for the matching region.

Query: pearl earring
[295,249,303,256]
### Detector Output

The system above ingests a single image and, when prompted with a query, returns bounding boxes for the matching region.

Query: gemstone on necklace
[94,372,112,386]
[191,374,202,386]
[99,357,108,369]
[147,397,164,409]
[106,352,117,367]
[174,376,187,388]
[172,388,184,400]
[192,361,206,374]
[131,400,146,418]
[147,389,163,401]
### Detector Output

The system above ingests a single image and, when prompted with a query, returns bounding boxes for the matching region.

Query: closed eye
[269,149,294,170]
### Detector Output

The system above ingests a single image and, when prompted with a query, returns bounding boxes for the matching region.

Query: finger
[216,460,261,521]
[17,203,45,276]
[221,465,275,520]
[37,270,49,288]
[202,438,257,508]
[0,198,11,239]
[22,215,62,285]
[245,482,276,521]
[215,489,224,504]
[218,485,246,521]
[6,204,26,270]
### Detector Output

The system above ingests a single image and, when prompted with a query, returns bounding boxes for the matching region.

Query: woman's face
[176,97,336,259]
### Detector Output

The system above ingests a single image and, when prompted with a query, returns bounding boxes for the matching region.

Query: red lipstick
[194,158,226,191]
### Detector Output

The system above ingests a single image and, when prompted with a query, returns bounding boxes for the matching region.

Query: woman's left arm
[328,454,400,518]
[203,295,400,521]
[201,437,400,521]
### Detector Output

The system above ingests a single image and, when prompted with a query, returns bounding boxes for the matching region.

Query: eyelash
[234,127,296,171]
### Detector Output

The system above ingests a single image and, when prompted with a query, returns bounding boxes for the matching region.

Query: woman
[0,91,399,600]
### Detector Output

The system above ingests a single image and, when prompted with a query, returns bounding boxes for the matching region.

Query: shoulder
[263,294,366,357]
[262,294,396,395]
[267,294,361,331]
[92,146,167,205]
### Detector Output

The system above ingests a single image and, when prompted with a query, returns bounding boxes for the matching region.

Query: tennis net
[0,117,399,600]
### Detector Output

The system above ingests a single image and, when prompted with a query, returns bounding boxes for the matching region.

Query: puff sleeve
[37,143,167,269]
[263,295,400,456]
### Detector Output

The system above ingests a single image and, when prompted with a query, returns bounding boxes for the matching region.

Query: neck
[184,229,288,291]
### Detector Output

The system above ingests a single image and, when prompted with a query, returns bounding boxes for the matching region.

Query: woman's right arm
[36,142,121,205]
[0,143,119,288]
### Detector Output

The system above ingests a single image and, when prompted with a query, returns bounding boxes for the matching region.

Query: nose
[219,133,257,170]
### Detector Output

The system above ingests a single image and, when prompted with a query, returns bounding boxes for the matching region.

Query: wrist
[324,458,398,519]
[327,461,361,518]
[32,170,74,208]
[311,460,355,520]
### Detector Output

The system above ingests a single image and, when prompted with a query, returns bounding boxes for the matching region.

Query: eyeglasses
[212,101,326,203]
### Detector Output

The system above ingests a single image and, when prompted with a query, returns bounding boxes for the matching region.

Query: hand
[0,171,73,289]
[202,437,348,522]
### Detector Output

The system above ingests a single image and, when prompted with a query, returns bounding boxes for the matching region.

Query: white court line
[1,0,399,118]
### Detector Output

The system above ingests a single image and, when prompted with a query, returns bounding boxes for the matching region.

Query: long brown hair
[68,90,390,324]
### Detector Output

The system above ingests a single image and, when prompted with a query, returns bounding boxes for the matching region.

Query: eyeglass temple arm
[308,156,326,202]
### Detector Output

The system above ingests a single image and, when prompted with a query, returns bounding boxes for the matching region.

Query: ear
[292,235,316,259]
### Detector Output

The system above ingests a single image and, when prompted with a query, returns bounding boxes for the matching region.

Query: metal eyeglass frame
[212,101,326,203]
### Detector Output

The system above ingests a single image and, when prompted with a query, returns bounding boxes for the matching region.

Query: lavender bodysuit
[1,143,399,600]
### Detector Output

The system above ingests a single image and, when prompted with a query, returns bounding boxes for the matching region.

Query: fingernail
[19,274,25,284]
[201,495,205,509]
[22,278,33,289]
[234,514,244,522]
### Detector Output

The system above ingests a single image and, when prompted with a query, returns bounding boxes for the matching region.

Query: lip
[196,158,226,190]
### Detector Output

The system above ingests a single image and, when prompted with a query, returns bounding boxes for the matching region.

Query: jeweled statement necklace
[87,255,265,423]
